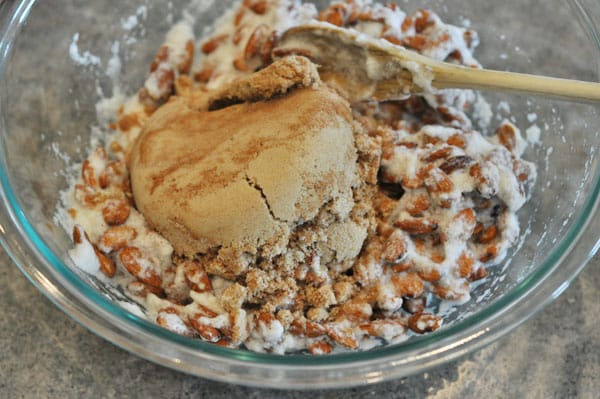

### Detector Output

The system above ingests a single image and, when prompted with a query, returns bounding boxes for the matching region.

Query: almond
[360,319,406,338]
[119,246,162,288]
[406,194,431,216]
[81,160,97,187]
[496,123,516,152]
[98,225,137,253]
[402,296,426,314]
[439,155,474,175]
[179,40,195,74]
[417,268,441,282]
[326,324,358,349]
[408,312,442,334]
[244,24,268,60]
[189,314,221,342]
[201,34,229,54]
[150,46,169,72]
[182,260,212,293]
[248,0,267,14]
[394,217,438,235]
[457,252,474,278]
[341,300,372,323]
[308,341,333,355]
[101,199,130,226]
[391,272,424,297]
[93,246,116,278]
[127,281,164,298]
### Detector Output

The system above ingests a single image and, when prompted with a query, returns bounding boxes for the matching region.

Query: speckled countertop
[1,245,597,398]
[1,0,599,397]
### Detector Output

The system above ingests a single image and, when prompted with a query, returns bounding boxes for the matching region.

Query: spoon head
[274,23,435,101]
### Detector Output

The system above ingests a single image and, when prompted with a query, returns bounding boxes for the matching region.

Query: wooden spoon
[274,23,600,102]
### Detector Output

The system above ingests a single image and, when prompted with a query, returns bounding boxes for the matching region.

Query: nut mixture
[64,0,536,354]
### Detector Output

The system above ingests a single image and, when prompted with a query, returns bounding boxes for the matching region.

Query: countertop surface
[1,245,598,398]
[1,1,599,397]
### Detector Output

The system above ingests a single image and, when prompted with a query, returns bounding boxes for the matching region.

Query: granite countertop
[1,1,599,397]
[1,244,598,398]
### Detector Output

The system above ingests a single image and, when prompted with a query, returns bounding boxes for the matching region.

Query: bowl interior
[1,0,599,374]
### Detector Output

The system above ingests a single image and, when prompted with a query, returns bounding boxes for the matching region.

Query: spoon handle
[431,63,600,102]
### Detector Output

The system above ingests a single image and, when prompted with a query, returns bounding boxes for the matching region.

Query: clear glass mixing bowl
[0,0,598,389]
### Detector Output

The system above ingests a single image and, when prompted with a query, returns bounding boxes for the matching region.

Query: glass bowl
[1,0,599,389]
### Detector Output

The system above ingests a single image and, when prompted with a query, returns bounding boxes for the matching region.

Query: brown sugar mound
[129,57,379,279]
[207,54,320,110]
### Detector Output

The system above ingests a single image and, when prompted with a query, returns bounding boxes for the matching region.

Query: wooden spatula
[274,23,600,102]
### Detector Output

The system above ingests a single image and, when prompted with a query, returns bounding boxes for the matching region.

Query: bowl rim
[0,0,599,389]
